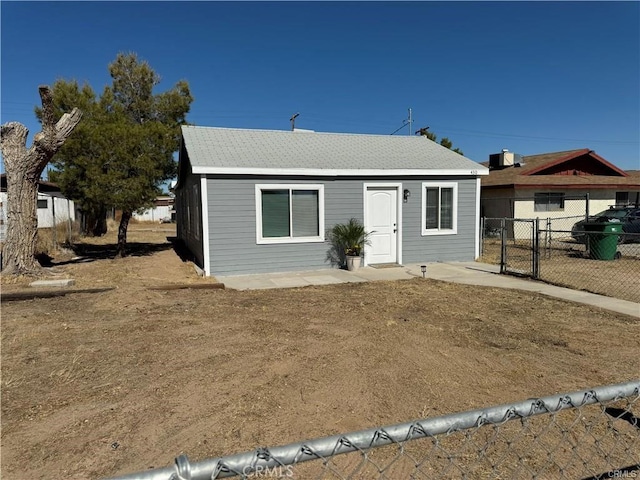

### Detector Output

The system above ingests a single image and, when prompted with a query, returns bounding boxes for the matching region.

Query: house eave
[482,184,516,190]
[483,183,640,190]
[190,167,490,177]
[523,149,628,177]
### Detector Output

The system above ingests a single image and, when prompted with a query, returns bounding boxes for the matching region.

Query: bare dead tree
[0,86,82,275]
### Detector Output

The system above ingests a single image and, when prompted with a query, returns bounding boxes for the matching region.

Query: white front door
[365,187,398,264]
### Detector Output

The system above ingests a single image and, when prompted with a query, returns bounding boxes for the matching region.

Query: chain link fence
[106,381,639,480]
[480,195,640,303]
[482,223,640,304]
[538,228,640,303]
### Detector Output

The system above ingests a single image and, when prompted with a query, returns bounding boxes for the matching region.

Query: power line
[427,124,639,145]
[5,103,636,146]
[155,107,640,145]
[390,108,413,135]
[389,120,409,135]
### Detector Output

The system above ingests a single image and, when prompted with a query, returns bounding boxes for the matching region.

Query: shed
[0,174,77,243]
[132,195,175,223]
[175,126,489,276]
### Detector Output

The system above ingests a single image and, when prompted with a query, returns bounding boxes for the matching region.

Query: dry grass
[36,222,81,253]
[2,222,190,289]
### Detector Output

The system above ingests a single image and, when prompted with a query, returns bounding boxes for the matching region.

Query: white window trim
[255,184,325,245]
[421,182,458,236]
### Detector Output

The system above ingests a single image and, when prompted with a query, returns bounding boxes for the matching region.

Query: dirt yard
[2,224,639,479]
[480,238,640,303]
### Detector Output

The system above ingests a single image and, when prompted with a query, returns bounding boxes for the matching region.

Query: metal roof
[181,126,488,176]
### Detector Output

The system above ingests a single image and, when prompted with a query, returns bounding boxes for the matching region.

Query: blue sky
[2,1,639,172]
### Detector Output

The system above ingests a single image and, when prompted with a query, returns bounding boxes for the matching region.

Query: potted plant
[328,218,373,271]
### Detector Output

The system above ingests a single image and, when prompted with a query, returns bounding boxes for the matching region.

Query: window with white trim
[256,184,324,244]
[421,182,457,235]
[37,199,48,209]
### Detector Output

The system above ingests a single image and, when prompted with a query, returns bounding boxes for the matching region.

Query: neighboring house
[0,174,77,243]
[481,149,640,228]
[174,126,489,276]
[132,195,175,222]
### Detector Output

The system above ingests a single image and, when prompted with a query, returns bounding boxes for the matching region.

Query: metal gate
[500,218,537,277]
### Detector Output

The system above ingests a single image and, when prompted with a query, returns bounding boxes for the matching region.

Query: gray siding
[207,176,363,275]
[401,177,478,264]
[206,175,478,276]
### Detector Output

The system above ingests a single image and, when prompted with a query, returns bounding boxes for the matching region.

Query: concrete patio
[216,261,640,318]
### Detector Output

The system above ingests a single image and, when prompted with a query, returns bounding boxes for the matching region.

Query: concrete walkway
[217,262,640,318]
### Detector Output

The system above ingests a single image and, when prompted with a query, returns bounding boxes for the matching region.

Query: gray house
[175,126,489,276]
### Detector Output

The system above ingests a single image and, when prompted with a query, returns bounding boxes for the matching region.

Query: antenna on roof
[390,109,414,136]
[290,113,299,131]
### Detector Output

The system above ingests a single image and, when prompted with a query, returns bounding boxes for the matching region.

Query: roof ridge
[180,124,489,174]
[522,148,587,159]
[182,124,437,140]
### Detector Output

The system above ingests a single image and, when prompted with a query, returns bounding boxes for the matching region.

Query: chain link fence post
[500,217,506,274]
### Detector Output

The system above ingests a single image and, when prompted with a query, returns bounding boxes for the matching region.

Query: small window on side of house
[192,184,200,240]
[534,193,565,212]
[37,199,48,209]
[421,182,458,235]
[615,192,630,206]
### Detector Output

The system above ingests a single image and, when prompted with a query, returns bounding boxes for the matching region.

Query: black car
[571,206,640,243]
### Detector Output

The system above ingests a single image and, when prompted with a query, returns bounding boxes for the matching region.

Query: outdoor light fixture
[421,265,426,278]
[403,189,411,203]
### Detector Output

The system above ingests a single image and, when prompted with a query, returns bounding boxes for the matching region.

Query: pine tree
[416,128,464,156]
[40,53,193,256]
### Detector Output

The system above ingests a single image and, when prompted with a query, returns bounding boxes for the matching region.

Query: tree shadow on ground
[42,240,175,267]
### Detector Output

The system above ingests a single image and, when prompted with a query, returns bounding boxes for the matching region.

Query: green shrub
[328,218,372,256]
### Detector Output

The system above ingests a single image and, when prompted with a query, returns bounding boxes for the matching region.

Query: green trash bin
[583,221,621,260]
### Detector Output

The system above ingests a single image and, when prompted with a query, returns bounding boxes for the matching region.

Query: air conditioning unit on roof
[489,150,523,168]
